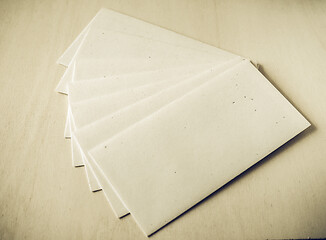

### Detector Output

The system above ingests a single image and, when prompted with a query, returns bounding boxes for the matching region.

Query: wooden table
[0,0,325,239]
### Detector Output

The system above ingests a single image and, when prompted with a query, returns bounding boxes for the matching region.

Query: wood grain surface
[0,0,325,239]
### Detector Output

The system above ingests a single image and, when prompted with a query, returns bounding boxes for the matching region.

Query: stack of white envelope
[56,8,311,236]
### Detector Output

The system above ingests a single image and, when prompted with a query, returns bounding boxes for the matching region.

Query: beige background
[0,0,325,239]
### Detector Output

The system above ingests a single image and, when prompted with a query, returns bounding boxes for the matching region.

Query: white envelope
[89,61,310,236]
[63,61,216,138]
[70,80,188,133]
[69,60,241,179]
[62,29,240,133]
[61,58,217,95]
[57,8,238,68]
[68,62,225,103]
[72,58,243,217]
[68,65,224,189]
[65,62,222,139]
[57,28,239,94]
[67,61,241,191]
[68,61,237,131]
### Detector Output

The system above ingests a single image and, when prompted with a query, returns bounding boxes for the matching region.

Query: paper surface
[57,8,238,68]
[69,65,222,130]
[69,63,229,190]
[67,62,227,136]
[65,42,237,187]
[67,60,238,190]
[72,58,242,217]
[89,61,310,236]
[67,62,233,189]
[57,8,241,195]
[57,27,239,94]
[68,62,222,103]
[64,61,216,138]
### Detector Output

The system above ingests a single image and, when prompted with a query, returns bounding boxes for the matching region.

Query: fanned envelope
[63,28,240,190]
[68,62,237,132]
[66,61,225,136]
[64,61,219,138]
[62,26,239,191]
[71,58,242,217]
[55,8,311,237]
[67,61,232,191]
[89,61,310,236]
[68,62,223,103]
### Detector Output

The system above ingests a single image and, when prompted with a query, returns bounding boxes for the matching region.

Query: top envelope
[89,60,310,236]
[58,8,239,67]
